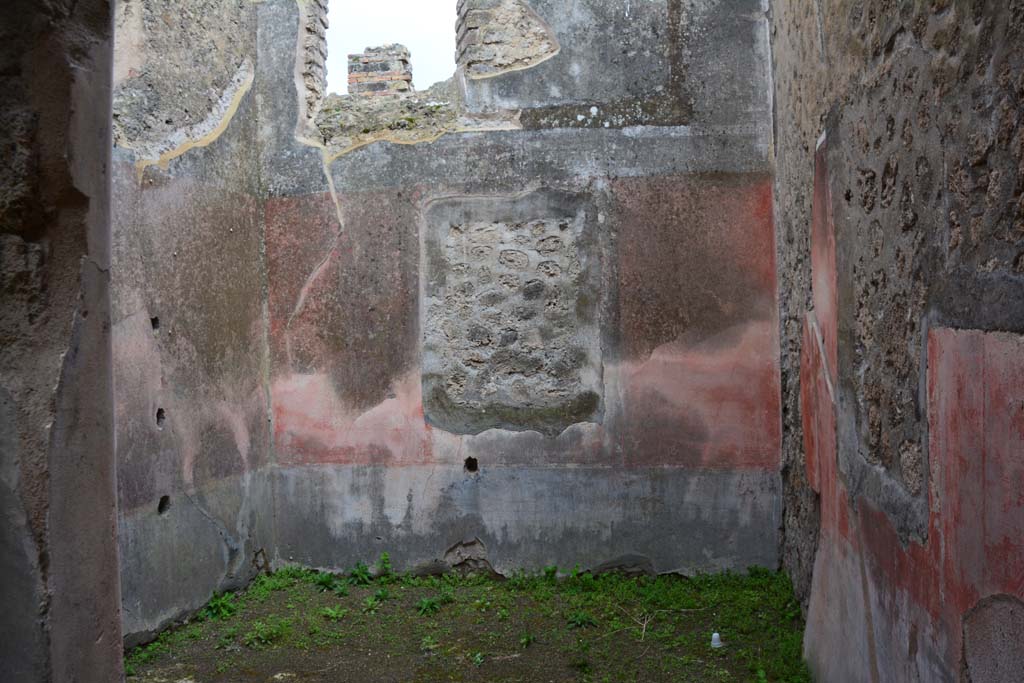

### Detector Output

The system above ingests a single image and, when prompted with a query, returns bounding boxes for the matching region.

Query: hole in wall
[157,495,171,516]
[156,408,166,429]
[464,456,479,473]
[150,316,160,332]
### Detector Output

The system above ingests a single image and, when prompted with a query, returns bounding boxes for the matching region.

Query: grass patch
[125,558,810,682]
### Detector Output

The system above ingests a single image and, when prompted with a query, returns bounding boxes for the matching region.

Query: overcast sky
[325,0,458,95]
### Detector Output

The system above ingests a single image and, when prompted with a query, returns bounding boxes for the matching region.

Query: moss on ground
[126,557,811,682]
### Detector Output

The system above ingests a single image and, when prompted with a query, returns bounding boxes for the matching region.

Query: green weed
[312,571,345,593]
[248,572,294,602]
[567,610,598,628]
[417,597,440,615]
[199,592,237,621]
[215,626,239,650]
[348,561,372,586]
[124,562,811,682]
[124,633,170,673]
[376,552,392,578]
[320,606,348,622]
[242,617,292,649]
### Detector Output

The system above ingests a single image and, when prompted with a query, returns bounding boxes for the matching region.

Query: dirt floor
[126,559,810,682]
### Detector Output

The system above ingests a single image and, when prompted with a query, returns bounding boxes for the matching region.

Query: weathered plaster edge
[129,61,255,181]
[462,0,562,81]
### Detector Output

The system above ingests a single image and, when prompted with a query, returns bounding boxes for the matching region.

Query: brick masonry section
[348,44,413,95]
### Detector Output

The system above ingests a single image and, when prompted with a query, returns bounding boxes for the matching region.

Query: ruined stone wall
[264,0,782,578]
[771,0,1024,679]
[111,0,273,643]
[108,0,784,644]
[0,0,122,679]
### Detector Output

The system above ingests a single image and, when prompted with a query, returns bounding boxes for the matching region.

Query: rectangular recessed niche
[422,191,603,437]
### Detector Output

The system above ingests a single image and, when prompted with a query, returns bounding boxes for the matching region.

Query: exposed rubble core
[316,79,460,154]
[456,0,560,78]
[421,192,603,436]
[112,0,253,152]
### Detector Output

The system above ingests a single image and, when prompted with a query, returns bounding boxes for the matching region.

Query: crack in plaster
[283,224,343,368]
[323,130,454,162]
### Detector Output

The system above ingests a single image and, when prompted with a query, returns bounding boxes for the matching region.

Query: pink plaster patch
[927,328,1024,610]
[619,319,781,469]
[264,192,341,368]
[273,371,431,466]
[805,327,1024,677]
[799,313,834,495]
